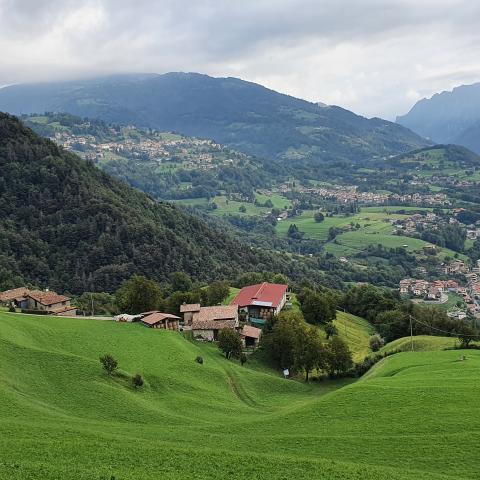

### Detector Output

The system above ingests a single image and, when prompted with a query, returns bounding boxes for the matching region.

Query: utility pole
[409,314,414,351]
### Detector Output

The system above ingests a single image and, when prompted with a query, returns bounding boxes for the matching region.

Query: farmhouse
[231,282,288,324]
[191,305,239,341]
[26,291,75,316]
[140,311,180,330]
[179,303,201,325]
[0,287,30,307]
[240,324,262,348]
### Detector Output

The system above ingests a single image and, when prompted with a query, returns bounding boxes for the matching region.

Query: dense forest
[0,113,337,293]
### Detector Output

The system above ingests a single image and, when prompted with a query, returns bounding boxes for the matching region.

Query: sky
[0,0,480,119]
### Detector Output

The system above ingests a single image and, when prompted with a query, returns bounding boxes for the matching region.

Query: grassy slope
[1,312,480,479]
[334,311,375,362]
[380,335,459,354]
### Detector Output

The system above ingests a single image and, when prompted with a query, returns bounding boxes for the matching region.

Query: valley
[1,311,479,480]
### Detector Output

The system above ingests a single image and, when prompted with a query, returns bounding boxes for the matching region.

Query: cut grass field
[334,311,375,362]
[1,312,480,479]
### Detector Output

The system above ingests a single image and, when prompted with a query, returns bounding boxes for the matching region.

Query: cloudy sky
[1,0,479,119]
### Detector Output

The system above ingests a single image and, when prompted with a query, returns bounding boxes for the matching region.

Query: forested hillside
[0,73,429,165]
[0,113,316,293]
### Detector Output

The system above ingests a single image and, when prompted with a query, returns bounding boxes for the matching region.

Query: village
[0,282,291,350]
[50,124,244,172]
[399,259,480,319]
[276,183,451,207]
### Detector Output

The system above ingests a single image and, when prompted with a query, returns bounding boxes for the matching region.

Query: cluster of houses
[115,282,290,348]
[399,263,480,319]
[0,288,75,316]
[399,278,459,301]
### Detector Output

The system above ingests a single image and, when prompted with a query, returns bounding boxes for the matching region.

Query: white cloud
[0,0,479,119]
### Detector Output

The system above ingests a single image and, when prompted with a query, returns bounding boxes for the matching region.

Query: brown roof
[0,287,30,302]
[180,303,201,313]
[141,312,181,326]
[27,291,70,306]
[192,305,239,330]
[241,325,262,339]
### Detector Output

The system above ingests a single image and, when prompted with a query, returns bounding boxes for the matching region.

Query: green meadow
[1,312,479,479]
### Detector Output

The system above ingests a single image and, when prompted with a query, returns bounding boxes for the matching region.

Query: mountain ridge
[0,72,430,164]
[397,82,480,152]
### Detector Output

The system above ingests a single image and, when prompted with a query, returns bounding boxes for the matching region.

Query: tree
[300,290,337,326]
[271,273,289,285]
[287,224,303,240]
[314,211,325,223]
[206,280,230,305]
[240,353,247,366]
[294,326,326,381]
[369,334,384,352]
[132,373,144,389]
[324,321,338,339]
[262,311,302,370]
[325,336,353,377]
[116,275,163,314]
[239,205,247,213]
[100,354,118,376]
[456,321,476,348]
[169,271,192,292]
[218,328,243,359]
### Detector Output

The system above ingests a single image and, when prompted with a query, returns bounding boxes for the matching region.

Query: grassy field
[379,335,459,354]
[334,311,375,362]
[1,312,480,479]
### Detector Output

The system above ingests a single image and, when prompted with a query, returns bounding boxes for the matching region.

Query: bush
[369,334,385,352]
[8,305,16,312]
[20,309,49,315]
[99,354,118,375]
[240,353,247,366]
[195,355,204,364]
[132,373,144,389]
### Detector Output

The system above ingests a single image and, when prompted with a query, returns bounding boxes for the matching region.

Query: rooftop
[231,282,288,309]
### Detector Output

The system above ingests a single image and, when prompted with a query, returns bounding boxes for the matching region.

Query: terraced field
[1,312,479,479]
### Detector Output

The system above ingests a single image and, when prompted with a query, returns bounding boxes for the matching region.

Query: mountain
[0,113,308,294]
[0,73,429,165]
[397,82,480,152]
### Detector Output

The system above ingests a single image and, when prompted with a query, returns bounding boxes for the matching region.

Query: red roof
[240,325,262,339]
[231,282,288,309]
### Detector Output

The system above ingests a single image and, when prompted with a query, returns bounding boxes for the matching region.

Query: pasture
[0,312,479,479]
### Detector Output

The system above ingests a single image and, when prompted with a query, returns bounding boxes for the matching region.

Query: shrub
[132,373,144,389]
[8,305,16,313]
[369,334,385,352]
[195,355,204,364]
[240,353,247,366]
[99,354,118,375]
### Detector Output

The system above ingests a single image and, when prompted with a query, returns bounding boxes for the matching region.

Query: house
[179,303,201,325]
[140,311,180,330]
[240,324,262,348]
[25,291,76,316]
[445,280,459,292]
[0,287,30,308]
[426,287,441,300]
[231,282,288,324]
[191,305,239,341]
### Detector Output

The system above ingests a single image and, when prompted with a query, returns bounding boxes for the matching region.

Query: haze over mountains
[0,72,429,165]
[397,82,480,154]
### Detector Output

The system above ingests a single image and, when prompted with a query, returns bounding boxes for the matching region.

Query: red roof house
[231,282,288,321]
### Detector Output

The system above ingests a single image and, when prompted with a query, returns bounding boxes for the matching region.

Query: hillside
[0,73,429,165]
[0,113,310,293]
[22,112,275,201]
[397,82,480,152]
[1,312,479,479]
